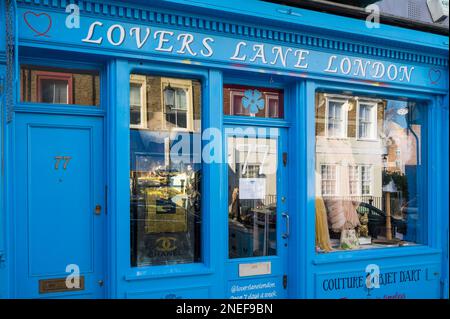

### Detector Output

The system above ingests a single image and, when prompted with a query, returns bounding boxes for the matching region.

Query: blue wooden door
[14,113,105,298]
[226,126,289,299]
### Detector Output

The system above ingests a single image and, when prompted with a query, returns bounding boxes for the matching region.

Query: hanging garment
[315,197,333,252]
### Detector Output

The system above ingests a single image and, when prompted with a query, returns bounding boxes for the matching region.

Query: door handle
[94,205,102,215]
[282,213,290,239]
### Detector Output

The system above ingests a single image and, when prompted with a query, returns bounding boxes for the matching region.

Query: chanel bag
[340,222,360,250]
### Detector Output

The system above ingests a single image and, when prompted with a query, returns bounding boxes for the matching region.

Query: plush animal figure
[357,212,369,238]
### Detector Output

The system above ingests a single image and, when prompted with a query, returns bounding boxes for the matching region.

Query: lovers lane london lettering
[19,8,447,89]
[81,22,414,83]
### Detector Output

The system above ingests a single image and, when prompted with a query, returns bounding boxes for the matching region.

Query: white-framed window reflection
[348,164,372,196]
[321,164,337,196]
[161,77,193,131]
[357,100,378,140]
[130,74,147,129]
[325,98,348,138]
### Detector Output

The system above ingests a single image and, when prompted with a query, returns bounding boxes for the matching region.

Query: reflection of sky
[385,100,408,128]
[130,130,201,171]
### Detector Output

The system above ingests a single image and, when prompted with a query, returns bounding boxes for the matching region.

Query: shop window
[20,65,100,106]
[358,101,378,140]
[223,85,284,119]
[129,74,202,267]
[315,92,427,253]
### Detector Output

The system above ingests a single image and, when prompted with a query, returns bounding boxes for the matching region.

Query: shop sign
[316,263,441,299]
[18,8,448,90]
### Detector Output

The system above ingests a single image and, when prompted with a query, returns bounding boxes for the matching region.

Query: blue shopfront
[0,0,448,299]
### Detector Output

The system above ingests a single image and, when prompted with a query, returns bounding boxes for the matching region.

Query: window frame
[161,77,194,132]
[129,74,147,129]
[36,70,73,105]
[325,97,348,139]
[356,99,379,141]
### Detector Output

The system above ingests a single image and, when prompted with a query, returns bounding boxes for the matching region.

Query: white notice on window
[239,178,266,200]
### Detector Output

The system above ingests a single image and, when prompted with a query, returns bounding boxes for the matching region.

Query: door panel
[225,126,288,299]
[14,113,104,298]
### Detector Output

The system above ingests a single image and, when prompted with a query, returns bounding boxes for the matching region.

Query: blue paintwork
[0,0,448,299]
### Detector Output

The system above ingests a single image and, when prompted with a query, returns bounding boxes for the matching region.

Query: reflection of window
[321,164,337,195]
[349,165,372,195]
[20,66,100,106]
[349,165,360,195]
[162,78,193,131]
[361,165,372,195]
[326,99,347,138]
[36,71,72,104]
[358,101,377,140]
[230,91,247,116]
[130,75,147,129]
[266,93,280,118]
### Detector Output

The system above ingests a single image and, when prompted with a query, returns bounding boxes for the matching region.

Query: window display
[130,74,202,267]
[315,92,427,252]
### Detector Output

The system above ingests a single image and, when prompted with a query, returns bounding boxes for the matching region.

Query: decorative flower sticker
[242,89,265,114]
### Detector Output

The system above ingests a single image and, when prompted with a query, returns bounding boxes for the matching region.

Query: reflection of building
[130,75,201,132]
[385,123,421,174]
[315,94,385,209]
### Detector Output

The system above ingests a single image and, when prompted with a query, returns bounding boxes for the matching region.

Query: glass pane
[228,135,278,258]
[20,65,100,106]
[130,105,141,126]
[315,92,427,253]
[232,93,248,116]
[130,83,142,126]
[130,74,202,267]
[130,84,141,106]
[224,85,284,118]
[176,111,187,129]
[175,88,187,110]
[40,79,68,104]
